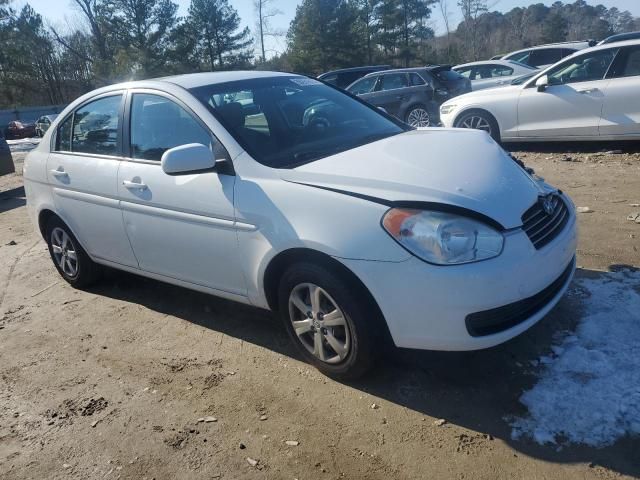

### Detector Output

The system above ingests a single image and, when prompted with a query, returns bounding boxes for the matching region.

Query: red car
[6,120,37,140]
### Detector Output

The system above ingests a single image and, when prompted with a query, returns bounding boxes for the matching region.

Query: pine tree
[185,0,253,71]
[287,0,366,74]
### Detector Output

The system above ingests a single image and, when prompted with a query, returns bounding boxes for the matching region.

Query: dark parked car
[0,130,15,176]
[6,120,36,140]
[318,65,391,89]
[345,66,470,127]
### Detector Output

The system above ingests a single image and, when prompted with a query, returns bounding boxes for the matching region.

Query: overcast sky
[18,0,640,57]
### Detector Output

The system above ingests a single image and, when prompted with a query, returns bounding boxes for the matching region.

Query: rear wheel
[45,217,101,288]
[278,262,376,379]
[405,105,431,127]
[454,110,500,142]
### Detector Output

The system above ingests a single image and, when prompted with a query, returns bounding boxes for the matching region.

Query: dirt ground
[1,142,639,480]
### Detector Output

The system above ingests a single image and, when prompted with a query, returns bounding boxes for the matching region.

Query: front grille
[465,258,575,337]
[521,194,569,249]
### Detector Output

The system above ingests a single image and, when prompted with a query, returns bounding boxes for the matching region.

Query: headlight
[440,104,456,115]
[382,209,504,265]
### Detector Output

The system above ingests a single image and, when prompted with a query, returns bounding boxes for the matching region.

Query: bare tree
[437,0,451,60]
[254,0,282,63]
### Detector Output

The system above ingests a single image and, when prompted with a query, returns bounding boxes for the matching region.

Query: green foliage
[183,0,253,70]
[287,0,366,74]
[0,0,639,108]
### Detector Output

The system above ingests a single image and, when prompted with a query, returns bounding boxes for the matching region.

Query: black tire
[45,216,101,288]
[278,262,377,379]
[404,104,431,127]
[454,109,500,142]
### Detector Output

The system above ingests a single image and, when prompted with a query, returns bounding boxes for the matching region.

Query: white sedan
[441,39,640,142]
[452,60,538,91]
[24,71,577,378]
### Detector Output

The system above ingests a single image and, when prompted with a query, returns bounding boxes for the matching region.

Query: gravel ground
[0,142,639,480]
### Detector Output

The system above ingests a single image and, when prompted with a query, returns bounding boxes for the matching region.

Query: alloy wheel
[51,227,79,278]
[458,115,492,135]
[407,108,430,127]
[288,283,351,364]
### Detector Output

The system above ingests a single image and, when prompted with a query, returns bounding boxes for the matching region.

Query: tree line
[0,0,638,108]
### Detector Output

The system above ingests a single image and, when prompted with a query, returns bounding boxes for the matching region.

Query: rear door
[47,93,139,267]
[374,73,410,117]
[517,48,617,138]
[599,45,640,137]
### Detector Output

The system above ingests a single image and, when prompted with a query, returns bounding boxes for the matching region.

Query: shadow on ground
[506,140,640,155]
[0,186,26,213]
[91,265,640,478]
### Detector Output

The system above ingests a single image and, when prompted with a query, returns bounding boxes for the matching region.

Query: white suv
[441,40,640,142]
[24,71,577,378]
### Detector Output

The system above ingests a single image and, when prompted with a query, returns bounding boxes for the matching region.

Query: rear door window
[380,73,409,91]
[410,73,426,85]
[612,46,640,78]
[71,95,122,155]
[347,76,378,95]
[529,48,564,67]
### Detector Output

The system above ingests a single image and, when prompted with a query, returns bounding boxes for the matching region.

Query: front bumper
[340,212,577,351]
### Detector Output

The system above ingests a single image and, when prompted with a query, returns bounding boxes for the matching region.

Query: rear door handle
[122,180,148,190]
[50,168,68,178]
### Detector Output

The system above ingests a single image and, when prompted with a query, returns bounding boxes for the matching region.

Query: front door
[117,91,246,296]
[517,48,617,138]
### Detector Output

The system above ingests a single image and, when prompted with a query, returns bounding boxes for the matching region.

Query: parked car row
[3,114,58,140]
[342,66,470,126]
[440,39,640,142]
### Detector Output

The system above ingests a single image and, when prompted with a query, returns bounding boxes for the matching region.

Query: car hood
[281,128,546,229]
[450,84,522,103]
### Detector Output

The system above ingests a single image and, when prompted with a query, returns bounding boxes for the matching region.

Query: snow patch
[511,268,640,447]
[7,137,40,152]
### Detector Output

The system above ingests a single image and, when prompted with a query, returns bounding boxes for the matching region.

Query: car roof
[318,65,390,77]
[598,31,640,45]
[362,66,430,77]
[503,40,593,57]
[453,59,534,69]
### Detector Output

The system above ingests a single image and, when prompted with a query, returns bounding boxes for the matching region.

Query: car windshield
[189,76,407,169]
[511,72,536,85]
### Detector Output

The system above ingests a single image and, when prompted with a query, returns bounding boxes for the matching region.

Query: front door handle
[122,180,148,190]
[577,88,599,94]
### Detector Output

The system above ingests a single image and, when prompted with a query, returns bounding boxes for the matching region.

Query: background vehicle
[346,66,470,126]
[35,114,58,137]
[453,60,538,90]
[501,40,595,68]
[318,65,391,89]
[24,71,576,379]
[0,130,14,176]
[598,31,640,45]
[440,40,640,142]
[6,120,36,140]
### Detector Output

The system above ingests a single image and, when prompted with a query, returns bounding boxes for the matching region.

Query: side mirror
[535,75,549,92]
[161,143,216,176]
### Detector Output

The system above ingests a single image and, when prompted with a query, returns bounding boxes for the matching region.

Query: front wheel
[278,262,376,379]
[405,105,431,127]
[454,110,500,141]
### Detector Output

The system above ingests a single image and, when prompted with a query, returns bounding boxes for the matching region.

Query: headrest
[218,102,245,129]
